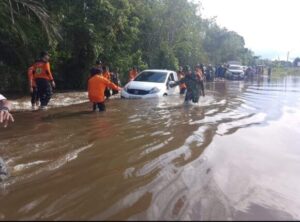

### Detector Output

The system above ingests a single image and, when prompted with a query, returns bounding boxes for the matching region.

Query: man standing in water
[27,61,39,109]
[110,68,121,95]
[268,67,272,77]
[128,66,138,82]
[177,66,186,95]
[102,66,112,100]
[0,94,14,128]
[0,94,13,181]
[88,68,121,112]
[33,51,56,110]
[195,64,205,97]
[170,65,203,103]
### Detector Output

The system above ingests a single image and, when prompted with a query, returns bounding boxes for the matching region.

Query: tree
[0,0,257,92]
[293,57,300,67]
[0,0,59,92]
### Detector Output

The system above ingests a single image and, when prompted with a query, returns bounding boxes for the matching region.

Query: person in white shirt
[0,94,12,181]
[0,94,14,128]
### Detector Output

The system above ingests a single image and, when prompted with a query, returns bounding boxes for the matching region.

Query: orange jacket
[102,71,111,80]
[33,61,54,81]
[129,69,138,81]
[27,66,36,87]
[88,75,120,103]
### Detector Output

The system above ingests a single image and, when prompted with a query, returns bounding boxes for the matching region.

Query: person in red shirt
[33,51,56,109]
[88,68,121,112]
[27,61,39,108]
[178,66,186,94]
[102,66,112,100]
[195,64,205,97]
[128,66,138,81]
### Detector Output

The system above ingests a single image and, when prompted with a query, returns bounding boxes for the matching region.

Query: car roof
[141,69,175,73]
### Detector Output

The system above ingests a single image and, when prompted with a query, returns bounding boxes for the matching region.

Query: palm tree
[0,0,60,43]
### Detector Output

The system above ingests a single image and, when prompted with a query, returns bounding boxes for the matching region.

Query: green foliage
[0,0,257,92]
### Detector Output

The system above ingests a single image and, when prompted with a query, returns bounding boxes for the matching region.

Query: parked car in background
[121,69,179,99]
[225,65,245,80]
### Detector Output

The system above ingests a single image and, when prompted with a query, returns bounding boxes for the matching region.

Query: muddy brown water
[1,75,300,220]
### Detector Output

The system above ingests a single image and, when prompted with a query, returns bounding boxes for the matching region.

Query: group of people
[173,64,205,104]
[6,49,214,118]
[25,51,142,112]
[27,51,56,110]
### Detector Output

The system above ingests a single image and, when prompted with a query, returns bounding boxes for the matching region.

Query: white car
[225,65,245,80]
[121,69,179,99]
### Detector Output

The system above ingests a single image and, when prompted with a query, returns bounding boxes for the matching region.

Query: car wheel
[163,93,168,96]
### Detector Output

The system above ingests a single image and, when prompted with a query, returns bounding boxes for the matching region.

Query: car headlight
[149,87,160,94]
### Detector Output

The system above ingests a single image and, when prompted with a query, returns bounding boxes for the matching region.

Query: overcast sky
[200,0,300,60]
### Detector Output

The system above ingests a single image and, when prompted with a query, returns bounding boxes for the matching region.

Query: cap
[90,67,101,75]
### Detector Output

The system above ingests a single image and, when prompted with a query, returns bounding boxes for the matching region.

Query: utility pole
[287,51,290,68]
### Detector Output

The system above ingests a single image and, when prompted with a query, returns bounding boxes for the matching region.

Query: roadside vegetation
[0,0,298,92]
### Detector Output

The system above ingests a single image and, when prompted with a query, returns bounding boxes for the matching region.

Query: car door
[166,72,176,95]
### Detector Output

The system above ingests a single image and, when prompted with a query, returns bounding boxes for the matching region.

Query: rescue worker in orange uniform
[178,66,186,94]
[27,61,39,108]
[102,66,112,100]
[32,51,56,109]
[128,66,138,81]
[88,68,121,112]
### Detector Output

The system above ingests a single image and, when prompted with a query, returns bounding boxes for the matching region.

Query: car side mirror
[168,81,175,85]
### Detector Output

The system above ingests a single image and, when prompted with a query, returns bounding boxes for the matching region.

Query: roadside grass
[271,67,300,77]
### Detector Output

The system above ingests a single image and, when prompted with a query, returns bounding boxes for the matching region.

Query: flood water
[1,75,300,220]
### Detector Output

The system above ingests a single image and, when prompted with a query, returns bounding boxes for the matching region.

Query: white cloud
[200,0,300,59]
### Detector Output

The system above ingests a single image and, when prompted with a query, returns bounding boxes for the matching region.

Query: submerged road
[0,75,300,220]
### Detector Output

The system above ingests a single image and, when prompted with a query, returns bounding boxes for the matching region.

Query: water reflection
[1,75,300,220]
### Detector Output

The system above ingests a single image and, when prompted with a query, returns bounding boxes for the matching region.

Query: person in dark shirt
[170,65,202,103]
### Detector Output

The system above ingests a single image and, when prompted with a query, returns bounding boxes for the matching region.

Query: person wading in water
[170,65,203,104]
[0,94,14,182]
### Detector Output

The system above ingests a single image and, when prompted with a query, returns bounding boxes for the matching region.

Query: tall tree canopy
[0,0,256,92]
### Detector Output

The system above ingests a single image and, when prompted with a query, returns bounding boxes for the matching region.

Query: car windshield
[134,71,167,83]
[229,66,242,70]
